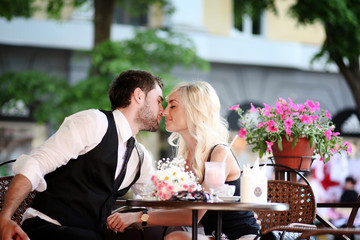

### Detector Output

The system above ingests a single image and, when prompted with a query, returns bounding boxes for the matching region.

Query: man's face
[137,84,163,132]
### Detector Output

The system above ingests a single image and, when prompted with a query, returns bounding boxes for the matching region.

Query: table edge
[123,199,289,211]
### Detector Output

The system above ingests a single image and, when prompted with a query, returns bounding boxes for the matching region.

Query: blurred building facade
[0,0,359,164]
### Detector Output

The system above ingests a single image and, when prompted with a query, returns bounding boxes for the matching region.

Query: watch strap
[141,209,149,226]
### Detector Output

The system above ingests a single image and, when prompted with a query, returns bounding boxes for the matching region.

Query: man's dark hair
[108,70,163,110]
[346,176,356,185]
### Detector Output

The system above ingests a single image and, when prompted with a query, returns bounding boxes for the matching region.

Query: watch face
[141,214,149,222]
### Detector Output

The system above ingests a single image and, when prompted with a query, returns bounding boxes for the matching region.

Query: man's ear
[133,88,144,104]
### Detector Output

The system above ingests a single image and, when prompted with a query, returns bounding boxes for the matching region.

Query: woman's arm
[207,145,240,182]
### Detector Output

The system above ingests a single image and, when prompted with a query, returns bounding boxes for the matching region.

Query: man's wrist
[140,209,149,226]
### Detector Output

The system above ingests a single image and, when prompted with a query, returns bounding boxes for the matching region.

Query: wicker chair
[0,160,37,225]
[254,179,317,239]
[299,194,360,239]
[254,163,360,240]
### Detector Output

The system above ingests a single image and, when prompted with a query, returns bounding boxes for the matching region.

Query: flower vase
[271,137,315,171]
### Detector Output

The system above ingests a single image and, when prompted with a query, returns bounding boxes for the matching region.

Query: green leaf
[292,137,298,149]
[310,136,315,148]
[277,138,283,151]
[259,150,264,158]
[285,134,290,141]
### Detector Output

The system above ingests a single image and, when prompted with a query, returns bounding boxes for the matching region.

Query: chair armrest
[317,199,360,228]
[299,228,360,240]
[287,223,317,229]
[316,213,338,229]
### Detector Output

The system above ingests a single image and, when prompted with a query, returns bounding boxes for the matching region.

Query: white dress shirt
[13,109,154,225]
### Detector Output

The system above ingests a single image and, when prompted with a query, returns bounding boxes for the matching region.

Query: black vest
[31,111,139,232]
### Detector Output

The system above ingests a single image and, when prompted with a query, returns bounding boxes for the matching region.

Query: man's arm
[0,174,32,240]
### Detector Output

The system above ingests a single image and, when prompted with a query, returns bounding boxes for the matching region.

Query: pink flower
[275,102,284,115]
[278,98,287,104]
[151,175,157,182]
[300,115,311,124]
[229,104,240,110]
[257,122,265,128]
[330,145,339,154]
[265,141,273,153]
[283,108,291,118]
[325,110,332,120]
[297,104,306,112]
[166,185,174,192]
[262,104,273,117]
[344,141,352,153]
[288,98,298,111]
[159,192,168,200]
[266,120,278,132]
[305,100,316,113]
[267,126,278,132]
[332,132,340,136]
[284,118,293,128]
[285,127,291,136]
[156,183,164,191]
[250,103,257,112]
[324,129,332,141]
[310,115,319,122]
[238,128,247,138]
[284,118,293,136]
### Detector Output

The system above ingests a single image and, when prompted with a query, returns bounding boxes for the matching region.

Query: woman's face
[163,91,188,133]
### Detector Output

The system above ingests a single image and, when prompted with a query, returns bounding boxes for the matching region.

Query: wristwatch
[140,209,149,226]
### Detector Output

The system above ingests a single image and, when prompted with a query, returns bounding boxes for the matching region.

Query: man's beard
[137,102,159,132]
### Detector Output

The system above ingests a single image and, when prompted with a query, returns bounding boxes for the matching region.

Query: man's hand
[0,174,33,240]
[0,217,29,240]
[106,212,142,233]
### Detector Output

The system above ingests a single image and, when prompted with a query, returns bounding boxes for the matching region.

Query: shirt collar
[112,109,133,143]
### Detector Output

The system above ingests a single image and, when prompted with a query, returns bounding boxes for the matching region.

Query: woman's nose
[162,107,169,116]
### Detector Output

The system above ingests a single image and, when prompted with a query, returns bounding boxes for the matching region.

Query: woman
[107,81,259,240]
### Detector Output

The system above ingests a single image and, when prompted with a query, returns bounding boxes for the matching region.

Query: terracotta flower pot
[271,136,315,171]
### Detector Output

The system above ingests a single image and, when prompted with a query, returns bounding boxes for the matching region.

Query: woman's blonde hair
[167,81,229,183]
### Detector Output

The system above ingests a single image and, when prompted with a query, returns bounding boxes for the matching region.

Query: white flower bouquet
[151,157,203,200]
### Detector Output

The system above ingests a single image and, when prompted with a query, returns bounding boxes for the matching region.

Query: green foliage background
[0,29,209,129]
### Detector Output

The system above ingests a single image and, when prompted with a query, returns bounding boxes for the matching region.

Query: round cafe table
[123,199,289,240]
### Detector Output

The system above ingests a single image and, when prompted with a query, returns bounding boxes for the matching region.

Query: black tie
[114,137,135,190]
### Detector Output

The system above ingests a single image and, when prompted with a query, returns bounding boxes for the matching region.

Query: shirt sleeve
[131,144,155,196]
[13,109,108,191]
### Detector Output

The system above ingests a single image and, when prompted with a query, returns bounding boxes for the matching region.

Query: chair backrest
[0,160,37,225]
[253,164,317,233]
[255,180,316,232]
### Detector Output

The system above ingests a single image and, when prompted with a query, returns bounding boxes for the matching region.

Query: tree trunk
[334,59,360,116]
[94,0,116,46]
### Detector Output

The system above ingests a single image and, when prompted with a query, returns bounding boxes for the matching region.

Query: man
[0,70,164,240]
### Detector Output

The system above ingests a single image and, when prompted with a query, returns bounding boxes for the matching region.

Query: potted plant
[229,98,352,169]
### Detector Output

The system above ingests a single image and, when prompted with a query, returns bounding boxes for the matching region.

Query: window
[233,0,264,36]
[113,1,148,26]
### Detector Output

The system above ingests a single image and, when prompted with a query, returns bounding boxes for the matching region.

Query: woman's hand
[106,212,142,233]
[253,212,261,229]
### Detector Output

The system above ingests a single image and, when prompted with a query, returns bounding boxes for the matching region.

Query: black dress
[200,145,260,240]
